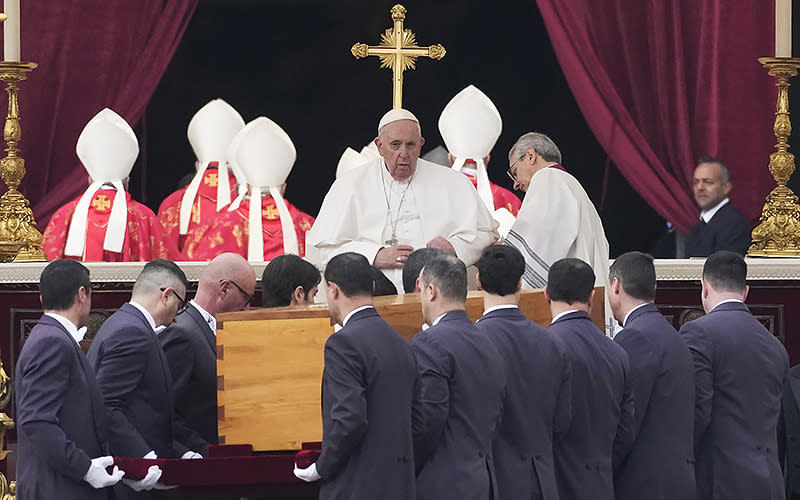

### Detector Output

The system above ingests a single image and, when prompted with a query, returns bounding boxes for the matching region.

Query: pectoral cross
[204,172,218,187]
[91,194,111,212]
[351,4,445,109]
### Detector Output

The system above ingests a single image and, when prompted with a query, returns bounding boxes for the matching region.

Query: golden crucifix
[351,4,445,109]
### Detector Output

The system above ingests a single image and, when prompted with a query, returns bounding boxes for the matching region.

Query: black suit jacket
[476,307,571,500]
[613,303,696,500]
[411,309,506,500]
[15,315,111,500]
[780,364,800,500]
[680,301,789,500]
[686,202,751,257]
[315,307,417,500]
[158,303,217,455]
[548,311,635,500]
[88,303,191,460]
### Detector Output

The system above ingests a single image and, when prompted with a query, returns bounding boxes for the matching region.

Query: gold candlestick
[748,57,800,257]
[0,61,46,263]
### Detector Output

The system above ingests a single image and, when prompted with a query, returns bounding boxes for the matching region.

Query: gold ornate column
[0,344,13,499]
[0,61,46,263]
[749,57,800,257]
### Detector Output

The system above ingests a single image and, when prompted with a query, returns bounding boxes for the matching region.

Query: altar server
[42,108,168,262]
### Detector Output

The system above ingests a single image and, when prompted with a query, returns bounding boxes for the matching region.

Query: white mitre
[65,108,138,257]
[181,99,245,234]
[336,147,371,178]
[438,85,502,213]
[226,126,248,211]
[236,116,298,262]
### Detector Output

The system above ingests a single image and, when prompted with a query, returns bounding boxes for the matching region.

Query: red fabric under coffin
[113,443,321,486]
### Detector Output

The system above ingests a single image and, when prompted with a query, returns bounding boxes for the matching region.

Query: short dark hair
[703,250,746,293]
[547,258,595,304]
[134,259,189,293]
[476,245,524,296]
[40,259,91,310]
[325,252,374,297]
[420,252,467,303]
[261,254,321,307]
[402,248,442,293]
[697,155,731,183]
[608,251,656,301]
[372,266,397,296]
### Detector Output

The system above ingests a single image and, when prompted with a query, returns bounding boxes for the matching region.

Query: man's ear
[612,277,621,295]
[516,277,522,293]
[475,273,482,291]
[544,285,551,305]
[587,289,595,310]
[447,153,455,167]
[742,284,750,302]
[701,279,709,300]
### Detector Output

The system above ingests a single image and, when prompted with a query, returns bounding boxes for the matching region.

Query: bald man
[158,253,256,455]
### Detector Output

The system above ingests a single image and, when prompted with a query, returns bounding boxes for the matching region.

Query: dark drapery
[3,0,197,226]
[537,0,776,233]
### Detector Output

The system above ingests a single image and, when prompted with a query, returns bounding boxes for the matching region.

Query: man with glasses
[159,253,256,456]
[504,132,614,334]
[88,259,202,498]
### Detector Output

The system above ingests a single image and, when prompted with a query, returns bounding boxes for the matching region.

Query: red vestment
[158,167,236,260]
[185,196,315,261]
[42,189,168,262]
[464,173,522,215]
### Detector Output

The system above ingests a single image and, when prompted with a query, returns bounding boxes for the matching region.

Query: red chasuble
[463,173,522,215]
[158,166,236,260]
[42,189,168,262]
[184,196,315,261]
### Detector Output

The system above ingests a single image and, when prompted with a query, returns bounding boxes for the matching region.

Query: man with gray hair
[686,156,751,256]
[504,132,613,333]
[89,259,201,497]
[307,108,499,294]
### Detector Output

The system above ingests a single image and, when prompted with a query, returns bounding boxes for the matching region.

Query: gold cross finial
[351,4,445,109]
[0,13,6,22]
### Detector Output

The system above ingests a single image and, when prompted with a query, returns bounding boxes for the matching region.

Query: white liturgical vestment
[307,157,499,292]
[505,166,615,334]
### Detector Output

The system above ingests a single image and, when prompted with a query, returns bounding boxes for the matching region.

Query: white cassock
[307,157,500,292]
[505,167,616,334]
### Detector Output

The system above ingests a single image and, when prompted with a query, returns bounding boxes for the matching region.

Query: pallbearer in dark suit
[474,245,571,500]
[261,254,321,307]
[293,252,417,500]
[680,251,789,500]
[159,253,256,456]
[546,258,634,500]
[15,260,125,500]
[88,259,202,498]
[607,252,696,500]
[411,250,506,500]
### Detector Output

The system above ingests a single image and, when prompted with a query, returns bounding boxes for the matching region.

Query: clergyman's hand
[426,237,455,254]
[373,245,414,269]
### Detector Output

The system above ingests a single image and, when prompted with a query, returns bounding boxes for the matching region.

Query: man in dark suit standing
[474,245,571,500]
[15,260,125,499]
[546,258,634,500]
[89,259,201,498]
[293,252,417,500]
[411,251,505,500]
[159,253,256,455]
[686,156,752,256]
[607,251,695,500]
[680,251,789,499]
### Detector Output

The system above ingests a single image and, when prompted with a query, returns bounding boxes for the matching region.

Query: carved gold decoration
[748,58,800,257]
[0,62,46,263]
[0,340,14,499]
[351,4,445,109]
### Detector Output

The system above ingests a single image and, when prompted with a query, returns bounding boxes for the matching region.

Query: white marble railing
[0,258,798,284]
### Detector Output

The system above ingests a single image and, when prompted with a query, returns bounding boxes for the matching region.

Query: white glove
[293,462,321,482]
[142,450,158,459]
[83,456,125,488]
[122,465,161,491]
[181,450,203,459]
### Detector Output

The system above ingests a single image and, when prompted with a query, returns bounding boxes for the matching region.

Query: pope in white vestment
[503,132,615,334]
[307,109,499,293]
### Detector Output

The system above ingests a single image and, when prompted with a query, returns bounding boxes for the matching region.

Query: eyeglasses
[221,279,253,307]
[507,154,525,183]
[160,287,189,315]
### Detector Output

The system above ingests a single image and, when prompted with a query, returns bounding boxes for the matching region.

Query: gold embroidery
[91,194,111,212]
[204,172,218,187]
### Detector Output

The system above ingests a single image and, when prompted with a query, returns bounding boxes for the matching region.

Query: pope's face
[375,120,425,181]
[693,162,730,211]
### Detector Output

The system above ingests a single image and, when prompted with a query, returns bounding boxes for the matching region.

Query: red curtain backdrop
[1,0,197,227]
[536,0,776,233]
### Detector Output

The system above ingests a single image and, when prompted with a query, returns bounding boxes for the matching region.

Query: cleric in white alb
[307,109,499,293]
